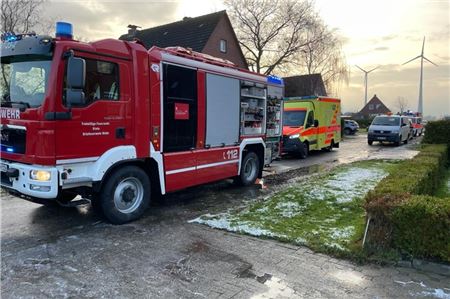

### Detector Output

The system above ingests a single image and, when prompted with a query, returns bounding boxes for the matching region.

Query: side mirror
[314,119,319,127]
[66,57,86,106]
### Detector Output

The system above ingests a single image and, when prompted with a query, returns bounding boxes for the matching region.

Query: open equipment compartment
[240,81,266,136]
[264,83,284,164]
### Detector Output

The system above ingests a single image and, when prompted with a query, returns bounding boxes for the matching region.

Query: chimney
[127,24,141,37]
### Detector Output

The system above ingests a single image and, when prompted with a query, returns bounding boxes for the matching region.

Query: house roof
[283,74,327,97]
[119,11,226,51]
[358,94,391,115]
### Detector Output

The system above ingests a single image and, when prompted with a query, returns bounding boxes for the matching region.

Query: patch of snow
[325,242,348,251]
[189,214,277,237]
[419,289,450,299]
[329,227,354,240]
[303,167,387,203]
[395,280,450,299]
[275,201,304,218]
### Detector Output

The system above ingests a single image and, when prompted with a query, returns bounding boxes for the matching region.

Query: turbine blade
[402,55,421,65]
[423,56,438,66]
[422,36,425,55]
[355,65,367,73]
[367,66,380,73]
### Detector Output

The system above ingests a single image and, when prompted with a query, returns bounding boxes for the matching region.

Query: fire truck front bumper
[0,160,59,199]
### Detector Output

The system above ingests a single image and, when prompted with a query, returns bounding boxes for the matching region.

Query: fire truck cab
[0,23,284,224]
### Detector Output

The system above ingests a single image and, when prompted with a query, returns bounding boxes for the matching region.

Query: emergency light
[267,75,283,85]
[56,22,73,39]
[1,32,20,42]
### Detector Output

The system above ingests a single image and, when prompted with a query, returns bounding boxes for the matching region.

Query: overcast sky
[46,0,449,117]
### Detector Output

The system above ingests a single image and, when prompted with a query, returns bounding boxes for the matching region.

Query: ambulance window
[64,58,120,107]
[306,111,314,128]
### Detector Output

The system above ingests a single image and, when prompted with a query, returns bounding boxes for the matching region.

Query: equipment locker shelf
[240,82,266,136]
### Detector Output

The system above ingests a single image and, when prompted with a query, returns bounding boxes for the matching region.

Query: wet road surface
[2,134,449,298]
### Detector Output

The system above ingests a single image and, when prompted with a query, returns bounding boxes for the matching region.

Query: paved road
[2,134,449,298]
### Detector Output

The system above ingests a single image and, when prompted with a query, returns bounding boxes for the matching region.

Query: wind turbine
[402,37,437,115]
[355,65,380,106]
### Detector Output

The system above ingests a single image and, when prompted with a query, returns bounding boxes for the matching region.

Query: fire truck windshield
[284,110,306,127]
[1,56,52,110]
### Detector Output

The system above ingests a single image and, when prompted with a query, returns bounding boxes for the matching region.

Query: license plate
[0,163,7,172]
[378,137,386,140]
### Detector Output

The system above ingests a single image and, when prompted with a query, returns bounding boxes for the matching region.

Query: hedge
[422,119,450,146]
[364,144,450,262]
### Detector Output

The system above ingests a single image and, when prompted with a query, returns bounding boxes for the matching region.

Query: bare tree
[1,0,50,34]
[291,23,349,96]
[396,96,409,114]
[225,0,321,75]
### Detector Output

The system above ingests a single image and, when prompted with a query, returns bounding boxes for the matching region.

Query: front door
[162,64,198,192]
[305,110,318,150]
[55,54,132,161]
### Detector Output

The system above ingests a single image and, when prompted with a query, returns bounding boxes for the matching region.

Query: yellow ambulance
[282,96,341,158]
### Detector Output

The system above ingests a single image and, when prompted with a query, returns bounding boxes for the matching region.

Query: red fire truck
[0,23,283,224]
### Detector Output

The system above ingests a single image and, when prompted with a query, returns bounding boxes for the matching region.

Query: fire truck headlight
[30,170,51,181]
[289,134,300,139]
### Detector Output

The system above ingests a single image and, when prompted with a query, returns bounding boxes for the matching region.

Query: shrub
[364,144,450,261]
[391,195,450,262]
[422,119,450,160]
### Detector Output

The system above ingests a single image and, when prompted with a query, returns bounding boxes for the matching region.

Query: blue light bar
[267,75,283,85]
[56,22,73,39]
[1,32,20,43]
[6,147,14,153]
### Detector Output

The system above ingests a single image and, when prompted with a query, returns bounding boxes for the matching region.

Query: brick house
[355,94,391,119]
[119,11,248,69]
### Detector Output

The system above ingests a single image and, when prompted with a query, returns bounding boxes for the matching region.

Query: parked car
[344,119,359,135]
[367,115,411,146]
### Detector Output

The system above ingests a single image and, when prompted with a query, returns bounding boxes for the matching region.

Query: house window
[219,39,227,53]
[376,104,381,109]
[369,104,374,110]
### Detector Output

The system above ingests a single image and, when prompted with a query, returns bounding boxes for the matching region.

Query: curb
[397,259,450,277]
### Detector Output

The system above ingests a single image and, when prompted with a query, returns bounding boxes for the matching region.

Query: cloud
[44,1,180,39]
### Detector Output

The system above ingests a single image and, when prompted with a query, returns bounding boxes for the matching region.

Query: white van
[368,115,411,146]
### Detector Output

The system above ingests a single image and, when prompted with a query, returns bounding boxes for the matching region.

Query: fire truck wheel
[236,152,260,186]
[99,166,151,224]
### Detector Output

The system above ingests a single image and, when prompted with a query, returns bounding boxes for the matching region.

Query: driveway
[2,134,448,298]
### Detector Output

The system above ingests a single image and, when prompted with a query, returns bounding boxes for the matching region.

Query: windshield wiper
[1,94,30,111]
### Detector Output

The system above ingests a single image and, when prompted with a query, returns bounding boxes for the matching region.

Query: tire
[324,140,334,152]
[344,128,351,135]
[98,166,151,224]
[298,142,309,159]
[404,135,409,144]
[236,152,260,186]
[395,136,401,146]
[368,140,373,145]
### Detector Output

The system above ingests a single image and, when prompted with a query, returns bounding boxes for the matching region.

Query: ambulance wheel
[236,152,260,186]
[299,142,309,159]
[368,140,373,145]
[324,140,334,152]
[98,166,151,224]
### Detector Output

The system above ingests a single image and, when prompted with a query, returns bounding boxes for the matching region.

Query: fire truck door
[161,64,198,192]
[55,57,132,160]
